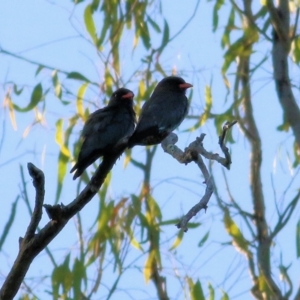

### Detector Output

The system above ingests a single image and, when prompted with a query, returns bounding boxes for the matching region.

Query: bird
[127,76,192,147]
[70,88,136,180]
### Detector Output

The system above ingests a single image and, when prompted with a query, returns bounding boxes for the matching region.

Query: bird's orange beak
[179,83,193,90]
[122,92,134,99]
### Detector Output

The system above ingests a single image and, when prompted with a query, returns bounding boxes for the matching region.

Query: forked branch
[161,121,236,231]
[0,152,122,300]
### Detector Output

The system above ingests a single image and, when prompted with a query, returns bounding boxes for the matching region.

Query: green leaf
[13,83,43,112]
[187,277,205,300]
[222,28,259,77]
[223,207,249,254]
[131,194,142,213]
[192,280,205,300]
[104,68,114,96]
[5,92,17,130]
[13,84,24,96]
[144,249,159,283]
[292,36,300,64]
[146,195,162,222]
[293,142,300,168]
[159,218,181,226]
[52,70,62,99]
[277,122,290,132]
[198,231,210,247]
[147,16,161,33]
[99,171,112,206]
[130,235,144,252]
[200,85,213,126]
[77,83,89,119]
[208,282,215,300]
[221,290,230,300]
[124,204,138,230]
[297,219,300,258]
[186,222,201,229]
[0,196,19,251]
[55,119,72,203]
[97,15,110,48]
[67,71,91,82]
[213,0,224,32]
[140,22,151,49]
[72,258,87,299]
[84,4,97,45]
[98,200,114,234]
[55,119,71,158]
[158,19,170,52]
[55,152,69,204]
[279,263,292,285]
[221,8,235,49]
[35,65,44,76]
[155,62,167,76]
[111,39,120,74]
[162,20,170,45]
[169,230,184,250]
[52,254,72,298]
[91,0,100,10]
[214,108,236,135]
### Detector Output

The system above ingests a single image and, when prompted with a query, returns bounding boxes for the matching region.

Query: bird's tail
[70,163,84,180]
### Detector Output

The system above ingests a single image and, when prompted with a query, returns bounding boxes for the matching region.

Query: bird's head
[156,76,193,94]
[109,88,135,106]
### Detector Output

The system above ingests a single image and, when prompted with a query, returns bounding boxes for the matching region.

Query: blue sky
[0,0,299,299]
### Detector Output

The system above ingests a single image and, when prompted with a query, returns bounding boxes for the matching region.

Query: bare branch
[219,121,237,169]
[23,163,45,241]
[161,123,235,232]
[0,152,121,300]
[175,154,213,232]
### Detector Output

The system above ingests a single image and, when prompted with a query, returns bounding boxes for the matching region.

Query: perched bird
[128,76,192,147]
[70,88,136,180]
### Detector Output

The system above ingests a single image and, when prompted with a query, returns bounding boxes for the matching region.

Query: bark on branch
[161,121,236,232]
[268,0,300,149]
[0,152,122,300]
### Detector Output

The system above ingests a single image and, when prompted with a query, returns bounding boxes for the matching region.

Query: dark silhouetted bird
[70,88,136,180]
[128,76,192,147]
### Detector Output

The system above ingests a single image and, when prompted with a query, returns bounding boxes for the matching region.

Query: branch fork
[161,121,236,232]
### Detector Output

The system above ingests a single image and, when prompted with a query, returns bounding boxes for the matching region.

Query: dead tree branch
[0,152,122,300]
[161,121,236,232]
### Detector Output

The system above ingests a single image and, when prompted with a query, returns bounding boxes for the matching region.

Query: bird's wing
[82,106,114,138]
[82,106,135,151]
[71,106,135,179]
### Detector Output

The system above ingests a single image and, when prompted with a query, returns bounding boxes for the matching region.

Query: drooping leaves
[13,83,43,112]
[84,4,98,46]
[187,277,205,300]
